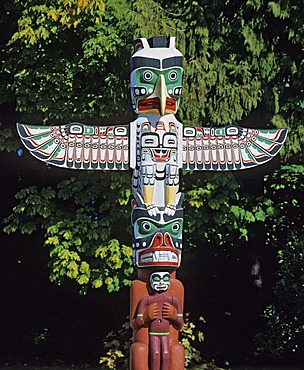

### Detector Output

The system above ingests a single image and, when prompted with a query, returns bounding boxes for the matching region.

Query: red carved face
[138,231,179,267]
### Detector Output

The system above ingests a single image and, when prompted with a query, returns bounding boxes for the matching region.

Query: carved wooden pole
[16,36,287,370]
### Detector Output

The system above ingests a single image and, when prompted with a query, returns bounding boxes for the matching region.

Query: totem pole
[16,36,287,370]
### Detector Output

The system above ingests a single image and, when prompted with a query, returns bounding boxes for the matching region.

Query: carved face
[130,36,183,116]
[140,121,178,164]
[131,202,183,269]
[150,272,171,292]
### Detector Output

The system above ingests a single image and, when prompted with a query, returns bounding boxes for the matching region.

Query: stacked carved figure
[17,36,287,370]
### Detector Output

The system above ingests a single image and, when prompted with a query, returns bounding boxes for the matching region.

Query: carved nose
[151,232,163,248]
[151,232,172,248]
[164,232,172,247]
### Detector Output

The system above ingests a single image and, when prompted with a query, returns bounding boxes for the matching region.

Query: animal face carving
[131,195,183,269]
[130,36,183,116]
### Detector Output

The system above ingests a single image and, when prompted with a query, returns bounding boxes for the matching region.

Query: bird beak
[154,74,168,116]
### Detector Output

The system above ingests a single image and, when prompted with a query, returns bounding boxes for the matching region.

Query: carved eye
[143,70,154,81]
[172,222,180,232]
[168,71,178,81]
[152,274,161,282]
[69,124,84,134]
[142,221,151,231]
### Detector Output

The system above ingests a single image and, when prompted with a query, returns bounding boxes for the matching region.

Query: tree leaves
[3,172,133,294]
[11,0,106,45]
[0,128,18,152]
[255,164,304,359]
[184,172,272,245]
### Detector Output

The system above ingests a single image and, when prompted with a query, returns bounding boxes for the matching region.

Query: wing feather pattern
[182,126,287,171]
[17,122,130,170]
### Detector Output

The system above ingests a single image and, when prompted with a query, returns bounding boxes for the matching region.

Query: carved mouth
[137,248,180,267]
[154,285,168,291]
[138,97,160,111]
[132,231,182,268]
[151,149,170,162]
[138,97,176,114]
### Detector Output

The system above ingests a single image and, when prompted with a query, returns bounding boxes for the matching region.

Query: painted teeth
[140,251,178,263]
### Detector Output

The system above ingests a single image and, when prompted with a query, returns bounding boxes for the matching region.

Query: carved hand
[162,302,177,320]
[146,303,160,321]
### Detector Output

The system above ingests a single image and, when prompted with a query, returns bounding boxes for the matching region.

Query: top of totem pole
[130,36,183,117]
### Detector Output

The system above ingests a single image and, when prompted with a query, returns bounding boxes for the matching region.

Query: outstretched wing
[17,122,130,170]
[182,126,287,171]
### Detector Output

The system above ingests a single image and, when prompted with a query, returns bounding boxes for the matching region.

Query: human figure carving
[131,272,184,370]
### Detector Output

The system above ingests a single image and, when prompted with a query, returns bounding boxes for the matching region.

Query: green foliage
[255,164,304,359]
[0,127,18,152]
[11,0,106,45]
[255,231,304,359]
[3,172,134,294]
[184,172,272,245]
[99,314,205,369]
[170,0,303,158]
[264,164,303,241]
[1,0,130,122]
[99,320,130,370]
[181,314,205,368]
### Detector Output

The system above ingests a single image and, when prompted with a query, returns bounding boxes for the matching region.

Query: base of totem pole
[130,270,185,370]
